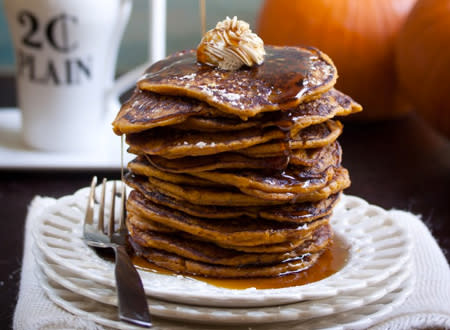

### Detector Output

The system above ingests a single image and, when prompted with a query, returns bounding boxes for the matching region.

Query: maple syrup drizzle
[132,234,349,290]
[139,47,334,110]
[199,0,206,36]
[120,134,125,182]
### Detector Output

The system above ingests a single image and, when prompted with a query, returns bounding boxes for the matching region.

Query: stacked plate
[33,182,414,330]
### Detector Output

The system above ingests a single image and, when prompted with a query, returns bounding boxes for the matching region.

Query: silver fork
[83,177,152,328]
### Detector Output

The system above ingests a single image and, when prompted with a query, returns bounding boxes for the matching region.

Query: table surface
[0,76,449,329]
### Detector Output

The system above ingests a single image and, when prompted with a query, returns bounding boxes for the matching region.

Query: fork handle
[114,245,152,327]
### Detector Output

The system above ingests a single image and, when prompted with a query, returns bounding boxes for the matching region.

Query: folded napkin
[14,196,450,330]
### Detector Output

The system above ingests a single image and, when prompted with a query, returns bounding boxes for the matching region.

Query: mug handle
[106,0,167,121]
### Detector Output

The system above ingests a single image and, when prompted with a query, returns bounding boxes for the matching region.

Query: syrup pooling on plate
[138,46,337,118]
[132,234,349,290]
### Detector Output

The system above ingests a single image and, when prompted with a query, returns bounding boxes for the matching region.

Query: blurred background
[0,0,261,75]
[1,0,449,137]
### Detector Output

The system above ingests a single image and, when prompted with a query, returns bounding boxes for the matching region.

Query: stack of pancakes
[112,46,362,278]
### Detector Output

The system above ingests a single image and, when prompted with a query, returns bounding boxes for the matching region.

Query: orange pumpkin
[257,0,416,120]
[396,0,450,138]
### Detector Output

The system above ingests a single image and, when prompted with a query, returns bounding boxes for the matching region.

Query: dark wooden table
[0,76,449,329]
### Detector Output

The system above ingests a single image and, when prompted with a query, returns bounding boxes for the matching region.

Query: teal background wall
[0,3,13,70]
[0,0,262,74]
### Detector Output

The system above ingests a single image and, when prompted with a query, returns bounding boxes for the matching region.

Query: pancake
[126,120,341,159]
[172,116,257,132]
[127,221,332,267]
[290,145,332,166]
[126,126,285,159]
[171,89,361,137]
[214,223,331,253]
[215,234,314,253]
[146,142,339,172]
[127,210,323,253]
[125,173,339,223]
[240,166,350,202]
[189,149,340,194]
[132,146,339,194]
[127,190,329,247]
[114,88,360,138]
[143,166,348,205]
[239,120,342,157]
[281,89,360,137]
[112,90,205,135]
[138,46,337,119]
[128,214,176,233]
[130,236,321,278]
[259,193,339,222]
[147,152,289,173]
[145,175,285,206]
[128,156,216,187]
[128,213,332,253]
[125,173,257,218]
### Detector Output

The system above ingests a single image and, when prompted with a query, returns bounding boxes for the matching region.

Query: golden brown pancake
[192,161,334,194]
[171,89,361,137]
[142,166,349,205]
[239,120,342,157]
[126,120,341,159]
[127,221,332,267]
[130,238,321,278]
[214,223,331,253]
[190,158,338,194]
[147,152,289,173]
[138,46,337,119]
[145,142,339,172]
[290,145,333,166]
[215,234,315,253]
[172,116,257,132]
[127,210,327,253]
[125,173,339,223]
[125,173,258,218]
[113,87,360,137]
[127,190,329,247]
[112,90,228,135]
[240,167,350,202]
[128,214,176,233]
[126,127,285,159]
[259,194,339,222]
[144,175,283,206]
[281,89,360,136]
[128,156,216,187]
[130,145,339,195]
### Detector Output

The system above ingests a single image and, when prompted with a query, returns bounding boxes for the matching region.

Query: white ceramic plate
[35,244,412,325]
[36,263,414,330]
[0,108,133,169]
[33,183,412,307]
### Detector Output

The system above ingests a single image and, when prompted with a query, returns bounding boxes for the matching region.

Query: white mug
[3,0,166,152]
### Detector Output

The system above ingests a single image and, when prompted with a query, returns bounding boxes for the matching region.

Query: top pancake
[137,46,337,119]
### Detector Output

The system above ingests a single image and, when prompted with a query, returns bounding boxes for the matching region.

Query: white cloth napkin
[14,196,450,330]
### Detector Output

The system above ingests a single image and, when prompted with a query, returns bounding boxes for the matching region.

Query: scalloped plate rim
[33,184,413,307]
